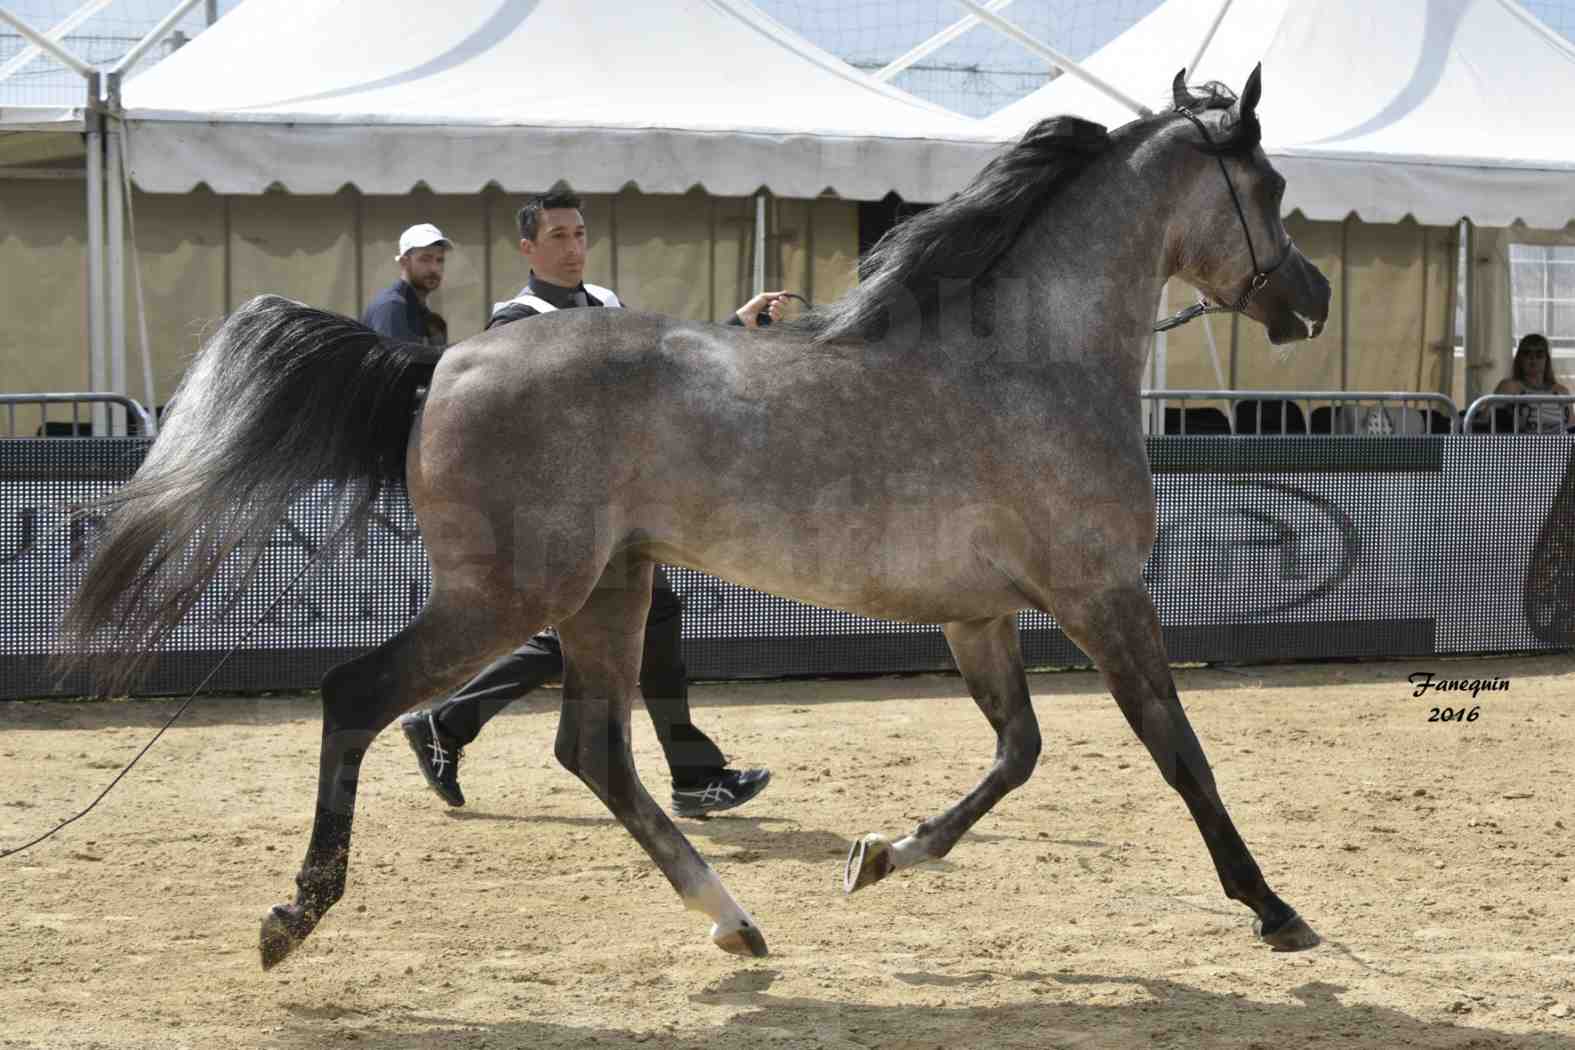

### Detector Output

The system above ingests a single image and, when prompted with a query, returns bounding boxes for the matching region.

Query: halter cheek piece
[1154,108,1292,333]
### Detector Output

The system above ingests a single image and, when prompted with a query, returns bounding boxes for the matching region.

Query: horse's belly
[649,525,1036,625]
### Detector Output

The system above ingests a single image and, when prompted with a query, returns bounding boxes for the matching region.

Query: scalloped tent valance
[984,0,1575,231]
[115,0,1002,203]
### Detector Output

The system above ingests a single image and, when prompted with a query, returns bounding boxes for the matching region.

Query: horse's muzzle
[1264,247,1331,345]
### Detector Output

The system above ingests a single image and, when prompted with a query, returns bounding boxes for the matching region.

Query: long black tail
[60,295,438,693]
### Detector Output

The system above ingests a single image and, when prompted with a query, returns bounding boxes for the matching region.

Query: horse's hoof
[259,903,314,970]
[845,833,896,893]
[712,920,769,958]
[1255,912,1321,951]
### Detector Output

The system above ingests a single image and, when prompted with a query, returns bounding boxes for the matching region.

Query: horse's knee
[997,713,1041,792]
[555,714,643,807]
[319,657,383,729]
[553,716,581,777]
[319,661,360,707]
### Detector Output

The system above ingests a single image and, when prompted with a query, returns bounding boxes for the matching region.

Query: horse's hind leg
[846,615,1041,891]
[259,589,532,970]
[1056,581,1319,951]
[554,558,766,958]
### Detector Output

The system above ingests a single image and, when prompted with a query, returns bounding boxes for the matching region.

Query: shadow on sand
[444,809,858,866]
[272,968,1575,1049]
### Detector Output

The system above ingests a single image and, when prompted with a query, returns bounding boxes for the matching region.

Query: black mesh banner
[4,435,1572,698]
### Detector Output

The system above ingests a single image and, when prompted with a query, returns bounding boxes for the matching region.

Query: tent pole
[1440,222,1460,400]
[0,0,117,87]
[0,7,96,77]
[1201,313,1225,388]
[1340,216,1351,391]
[1185,0,1234,80]
[1415,225,1430,394]
[877,0,1017,81]
[753,191,767,296]
[1228,313,1239,389]
[85,75,108,437]
[951,0,1151,116]
[113,116,159,433]
[1462,220,1477,404]
[1146,283,1169,435]
[110,0,205,76]
[1154,280,1168,392]
[107,113,128,435]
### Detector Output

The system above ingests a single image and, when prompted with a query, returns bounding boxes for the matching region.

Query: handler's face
[522,208,587,287]
[400,246,446,293]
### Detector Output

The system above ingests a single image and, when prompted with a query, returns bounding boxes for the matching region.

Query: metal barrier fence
[16,391,1572,439]
[1,394,155,438]
[1141,390,1461,435]
[5,433,1575,698]
[1462,394,1575,434]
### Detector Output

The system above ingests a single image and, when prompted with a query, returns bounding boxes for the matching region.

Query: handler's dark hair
[518,190,585,241]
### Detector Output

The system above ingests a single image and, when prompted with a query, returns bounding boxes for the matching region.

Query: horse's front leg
[1057,581,1319,951]
[846,615,1041,891]
[555,568,767,957]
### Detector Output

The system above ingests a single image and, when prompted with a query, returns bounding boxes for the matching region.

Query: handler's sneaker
[399,710,465,807]
[671,767,772,818]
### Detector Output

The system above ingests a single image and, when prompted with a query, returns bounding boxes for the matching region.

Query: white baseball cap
[397,222,452,258]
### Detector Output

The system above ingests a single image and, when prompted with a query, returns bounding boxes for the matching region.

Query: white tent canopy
[985,0,1575,229]
[115,0,1001,203]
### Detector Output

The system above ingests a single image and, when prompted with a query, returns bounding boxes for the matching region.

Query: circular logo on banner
[1149,479,1361,618]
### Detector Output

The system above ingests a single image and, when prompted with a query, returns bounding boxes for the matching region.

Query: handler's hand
[736,290,790,328]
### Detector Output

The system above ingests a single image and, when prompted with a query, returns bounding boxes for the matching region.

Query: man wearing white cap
[363,222,452,345]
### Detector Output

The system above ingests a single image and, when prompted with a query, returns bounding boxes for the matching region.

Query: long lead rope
[0,556,317,859]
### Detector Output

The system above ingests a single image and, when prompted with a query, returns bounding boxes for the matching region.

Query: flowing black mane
[792,115,1110,344]
[793,75,1257,345]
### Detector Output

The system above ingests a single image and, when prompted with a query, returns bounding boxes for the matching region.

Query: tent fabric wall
[986,0,1575,231]
[114,0,999,205]
[0,179,88,402]
[120,186,226,401]
[0,182,859,416]
[229,191,359,319]
[0,128,84,168]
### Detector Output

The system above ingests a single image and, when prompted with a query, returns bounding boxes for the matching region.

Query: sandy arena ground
[3,653,1574,1049]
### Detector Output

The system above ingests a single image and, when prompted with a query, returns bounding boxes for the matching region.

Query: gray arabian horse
[64,68,1330,970]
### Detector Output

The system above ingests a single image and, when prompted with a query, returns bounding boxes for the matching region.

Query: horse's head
[1167,65,1330,345]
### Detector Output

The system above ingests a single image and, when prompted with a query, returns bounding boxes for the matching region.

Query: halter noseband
[1153,107,1291,333]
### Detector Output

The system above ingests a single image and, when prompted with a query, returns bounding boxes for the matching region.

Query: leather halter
[1153,108,1291,333]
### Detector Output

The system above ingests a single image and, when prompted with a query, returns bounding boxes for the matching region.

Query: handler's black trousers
[429,568,728,786]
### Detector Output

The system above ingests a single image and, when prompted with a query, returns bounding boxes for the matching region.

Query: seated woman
[1494,333,1570,432]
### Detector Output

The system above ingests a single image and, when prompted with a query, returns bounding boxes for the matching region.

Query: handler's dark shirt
[363,280,438,343]
[486,274,611,329]
[486,273,750,330]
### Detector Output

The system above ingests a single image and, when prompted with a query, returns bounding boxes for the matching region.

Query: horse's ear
[1237,63,1262,118]
[1172,68,1191,110]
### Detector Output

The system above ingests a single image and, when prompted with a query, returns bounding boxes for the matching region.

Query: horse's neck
[999,160,1172,381]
